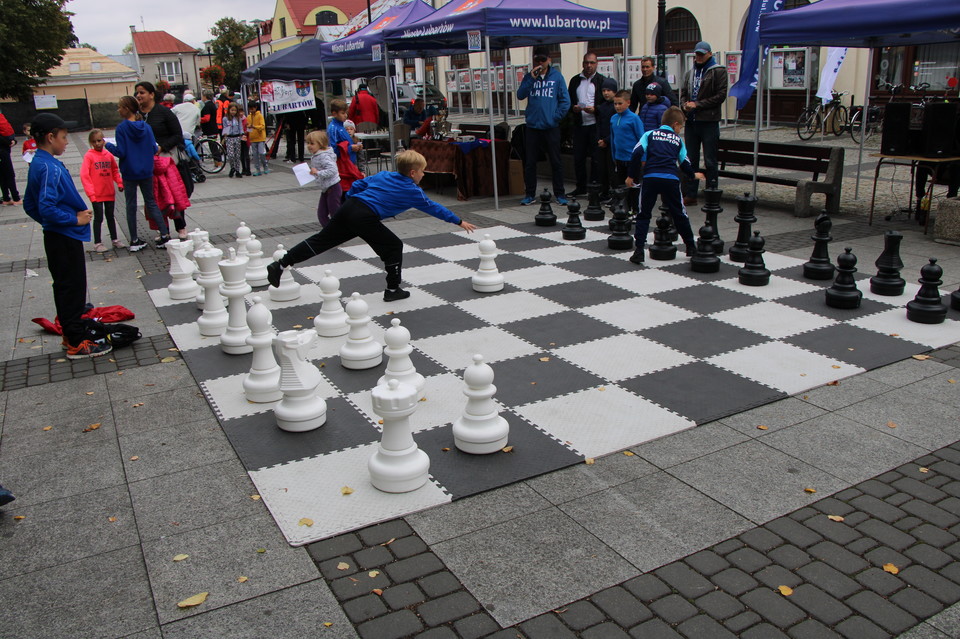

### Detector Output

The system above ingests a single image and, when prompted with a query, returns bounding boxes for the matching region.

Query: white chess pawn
[314,270,348,337]
[195,242,228,336]
[166,239,200,300]
[339,292,382,369]
[453,354,509,454]
[472,234,504,293]
[236,221,252,259]
[368,378,430,493]
[218,247,253,354]
[273,329,326,432]
[243,297,282,403]
[245,235,269,287]
[378,318,424,394]
[269,244,301,302]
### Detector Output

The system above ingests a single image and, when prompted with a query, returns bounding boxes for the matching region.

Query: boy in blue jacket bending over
[609,90,645,217]
[24,114,112,359]
[267,150,477,301]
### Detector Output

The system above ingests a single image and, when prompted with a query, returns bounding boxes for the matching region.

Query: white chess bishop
[194,242,229,337]
[268,244,301,302]
[243,297,282,403]
[273,329,327,432]
[314,270,348,337]
[218,247,253,354]
[368,378,430,493]
[339,292,382,369]
[453,354,509,454]
[472,234,504,293]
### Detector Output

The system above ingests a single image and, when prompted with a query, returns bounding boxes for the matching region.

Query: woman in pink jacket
[81,129,124,252]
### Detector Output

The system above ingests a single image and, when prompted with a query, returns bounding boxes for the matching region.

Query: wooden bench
[716,139,844,217]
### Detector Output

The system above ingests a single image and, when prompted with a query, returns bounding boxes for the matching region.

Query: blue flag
[730,0,785,111]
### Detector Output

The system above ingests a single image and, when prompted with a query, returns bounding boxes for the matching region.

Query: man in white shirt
[567,51,605,197]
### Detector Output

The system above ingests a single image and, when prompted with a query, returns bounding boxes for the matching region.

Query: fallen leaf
[778,585,794,596]
[108,516,118,522]
[368,570,380,578]
[883,563,900,575]
[160,357,177,363]
[502,446,514,453]
[56,358,66,363]
[337,562,350,571]
[919,467,930,473]
[13,515,25,521]
[292,324,303,329]
[757,425,769,431]
[250,494,261,500]
[298,518,314,527]
[85,391,95,396]
[129,456,140,461]
[378,419,383,424]
[530,382,536,385]
[42,426,52,431]
[804,488,817,494]
[831,365,841,369]
[167,348,179,352]
[256,548,266,553]
[827,515,845,522]
[887,421,897,428]
[912,354,930,360]
[623,451,636,457]
[890,333,899,337]
[82,422,101,432]
[419,397,427,402]
[585,458,595,465]
[173,554,189,562]
[949,380,957,384]
[848,348,855,351]
[133,403,144,408]
[380,538,396,546]
[237,576,248,583]
[371,588,383,595]
[598,386,606,391]
[803,395,809,399]
[800,373,807,377]
[441,447,450,452]
[341,486,354,495]
[307,316,314,320]
[177,592,209,608]
[826,380,840,386]
[323,623,333,628]
[539,357,550,362]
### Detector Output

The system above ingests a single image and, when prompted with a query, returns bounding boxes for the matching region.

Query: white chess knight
[166,239,201,300]
[194,242,229,337]
[243,297,282,403]
[268,244,301,302]
[472,234,504,293]
[339,292,382,369]
[368,378,430,493]
[273,329,327,432]
[378,318,424,394]
[245,234,269,287]
[314,270,348,337]
[218,247,253,354]
[236,221,252,259]
[453,354,509,454]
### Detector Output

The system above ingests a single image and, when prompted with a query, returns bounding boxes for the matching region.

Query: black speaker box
[920,102,959,158]
[882,102,915,155]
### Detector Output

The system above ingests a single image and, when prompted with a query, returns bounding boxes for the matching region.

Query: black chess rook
[825,247,863,309]
[729,192,757,263]
[584,182,605,221]
[906,258,948,324]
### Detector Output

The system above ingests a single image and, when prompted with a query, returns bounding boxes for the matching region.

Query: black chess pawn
[702,186,724,254]
[535,188,556,226]
[803,210,836,280]
[584,182,605,221]
[869,230,906,296]
[649,212,678,260]
[906,258,948,324]
[607,193,634,250]
[951,283,960,311]
[825,247,863,309]
[562,199,586,240]
[607,188,624,231]
[729,192,757,263]
[738,231,770,286]
[690,218,720,273]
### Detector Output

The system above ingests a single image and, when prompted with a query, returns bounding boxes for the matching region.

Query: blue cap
[694,41,711,54]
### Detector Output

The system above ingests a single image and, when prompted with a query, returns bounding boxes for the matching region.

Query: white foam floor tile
[756,253,808,272]
[167,321,224,351]
[582,298,698,331]
[640,254,694,269]
[503,265,584,290]
[708,342,865,395]
[860,282,921,306]
[456,291,567,324]
[201,372,340,422]
[250,444,451,545]
[711,301,837,339]
[423,242,483,263]
[413,326,540,370]
[245,283,324,311]
[599,269,700,296]
[304,331,353,360]
[298,261,381,282]
[359,288,447,317]
[713,275,822,300]
[402,262,476,286]
[454,225,528,242]
[555,334,694,381]
[538,229,611,244]
[516,244,604,264]
[348,373,466,434]
[850,309,960,348]
[514,386,694,458]
[339,243,421,260]
[581,217,611,228]
[148,287,197,309]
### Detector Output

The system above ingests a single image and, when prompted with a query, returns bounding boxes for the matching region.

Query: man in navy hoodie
[517,46,571,206]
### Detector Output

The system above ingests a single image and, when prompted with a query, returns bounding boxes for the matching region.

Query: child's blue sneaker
[253,171,261,176]
[519,196,535,206]
[0,486,14,507]
[555,195,569,206]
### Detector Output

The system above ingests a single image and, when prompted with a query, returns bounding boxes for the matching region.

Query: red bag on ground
[32,305,136,335]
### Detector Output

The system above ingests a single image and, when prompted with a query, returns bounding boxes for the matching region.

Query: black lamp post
[250,18,265,63]
[657,0,666,78]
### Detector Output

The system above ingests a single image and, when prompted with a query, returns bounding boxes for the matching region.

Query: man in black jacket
[680,42,728,205]
[568,51,605,197]
[630,57,678,113]
[199,91,222,167]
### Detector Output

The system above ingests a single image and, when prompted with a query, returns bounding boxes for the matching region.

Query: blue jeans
[123,177,167,241]
[683,120,720,198]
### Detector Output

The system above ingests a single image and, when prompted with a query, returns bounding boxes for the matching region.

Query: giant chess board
[143,219,960,546]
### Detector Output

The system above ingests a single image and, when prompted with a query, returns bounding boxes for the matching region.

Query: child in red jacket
[81,129,124,252]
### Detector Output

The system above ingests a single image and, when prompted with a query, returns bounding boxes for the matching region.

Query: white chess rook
[243,296,282,403]
[218,248,253,354]
[166,239,201,300]
[368,378,430,493]
[236,221,252,259]
[195,242,229,337]
[314,270,349,337]
[274,329,327,431]
[378,318,425,394]
[245,234,269,287]
[269,244,301,302]
[339,292,382,369]
[453,354,509,454]
[472,234,504,293]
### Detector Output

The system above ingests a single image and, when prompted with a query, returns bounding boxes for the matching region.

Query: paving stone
[711,568,759,596]
[683,550,729,577]
[388,535,429,559]
[890,587,944,619]
[787,619,843,639]
[343,593,389,623]
[764,518,824,549]
[622,574,671,603]
[927,476,951,488]
[418,572,461,598]
[452,613,500,639]
[740,588,806,627]
[306,533,363,562]
[654,563,715,599]
[939,561,960,585]
[849,495,907,523]
[417,591,480,626]
[741,623,791,639]
[694,590,744,620]
[835,487,864,501]
[519,613,578,639]
[845,537,879,555]
[354,545,394,569]
[807,541,870,574]
[382,583,426,610]
[885,492,912,507]
[796,562,861,599]
[676,614,736,639]
[788,584,853,625]
[856,520,917,551]
[789,507,819,522]
[856,480,897,499]
[591,586,652,627]
[485,631,526,639]
[358,520,414,546]
[754,565,804,590]
[319,556,359,580]
[582,622,632,639]
[937,497,960,517]
[898,460,939,480]
[891,477,948,503]
[358,613,421,639]
[901,500,960,528]
[330,570,392,601]
[914,524,958,549]
[768,545,813,571]
[414,627,457,639]
[713,539,746,556]
[846,591,917,634]
[900,565,960,603]
[814,498,856,517]
[384,553,445,583]
[904,544,953,570]
[724,611,762,634]
[931,460,960,481]
[865,547,913,571]
[855,567,906,597]
[628,618,683,639]
[804,515,863,545]
[649,594,698,624]
[739,528,784,552]
[894,517,925,532]
[835,616,894,639]
[877,471,902,484]
[556,601,605,631]
[726,547,772,573]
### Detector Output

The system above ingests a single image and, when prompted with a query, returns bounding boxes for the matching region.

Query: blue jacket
[517,66,570,130]
[24,149,90,242]
[609,109,644,162]
[327,118,355,163]
[347,171,461,225]
[105,119,157,181]
[639,98,669,132]
[628,125,696,182]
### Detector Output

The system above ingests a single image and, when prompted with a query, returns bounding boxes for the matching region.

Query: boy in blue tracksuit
[626,107,705,264]
[639,83,670,132]
[267,150,477,301]
[24,113,112,359]
[609,90,644,215]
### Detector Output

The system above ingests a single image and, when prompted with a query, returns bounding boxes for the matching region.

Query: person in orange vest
[215,90,234,134]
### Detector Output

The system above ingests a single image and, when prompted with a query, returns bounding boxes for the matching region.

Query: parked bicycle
[193,135,227,174]
[796,91,849,140]
[848,81,930,145]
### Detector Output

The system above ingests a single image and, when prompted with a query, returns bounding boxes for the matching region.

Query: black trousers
[572,123,598,191]
[91,201,118,243]
[285,125,305,162]
[0,141,20,202]
[524,126,565,198]
[635,177,696,247]
[281,198,403,289]
[615,161,639,214]
[683,120,720,197]
[44,230,87,346]
[597,146,615,197]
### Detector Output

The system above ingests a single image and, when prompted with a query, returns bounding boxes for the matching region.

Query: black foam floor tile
[659,260,742,282]
[650,283,761,315]
[269,304,320,332]
[403,234,475,250]
[575,239,637,256]
[222,397,378,471]
[777,289,898,321]
[141,272,171,289]
[774,264,868,287]
[157,300,202,328]
[939,293,960,319]
[455,251,542,273]
[339,273,390,296]
[503,310,621,349]
[556,256,639,277]
[495,234,562,252]
[639,317,769,359]
[183,343,259,383]
[419,279,520,303]
[415,418,582,498]
[294,247,367,269]
[489,353,606,407]
[393,251,446,269]
[505,221,567,236]
[533,279,632,308]
[384,304,489,339]
[619,361,786,424]
[785,323,927,369]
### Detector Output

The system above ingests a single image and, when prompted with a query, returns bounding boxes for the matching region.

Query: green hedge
[90,103,123,129]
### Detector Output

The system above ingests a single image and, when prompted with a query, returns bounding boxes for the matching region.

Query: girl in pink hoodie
[81,129,124,252]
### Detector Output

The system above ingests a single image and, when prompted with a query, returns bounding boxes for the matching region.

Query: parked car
[394,82,447,117]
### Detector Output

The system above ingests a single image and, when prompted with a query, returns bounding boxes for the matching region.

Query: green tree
[78,42,97,51]
[0,0,77,99]
[209,17,256,88]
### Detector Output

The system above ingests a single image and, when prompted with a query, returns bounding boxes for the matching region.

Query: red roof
[132,31,197,55]
[283,0,368,31]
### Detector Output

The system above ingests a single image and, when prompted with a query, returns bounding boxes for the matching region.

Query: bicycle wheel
[797,107,820,140]
[831,105,848,136]
[196,138,226,174]
[849,110,878,144]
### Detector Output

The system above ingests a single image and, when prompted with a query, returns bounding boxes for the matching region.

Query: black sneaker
[629,248,645,264]
[0,487,14,507]
[266,262,283,288]
[156,235,171,249]
[66,339,113,360]
[128,239,147,252]
[686,244,697,257]
[383,288,411,302]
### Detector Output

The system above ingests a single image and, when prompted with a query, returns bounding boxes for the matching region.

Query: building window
[663,8,701,54]
[914,43,960,91]
[280,17,287,38]
[316,11,338,26]
[69,62,80,72]
[159,61,180,82]
[588,39,623,57]
[451,53,469,69]
[91,62,102,71]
